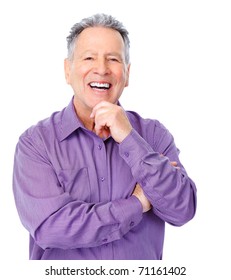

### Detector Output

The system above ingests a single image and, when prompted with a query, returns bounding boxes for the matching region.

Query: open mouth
[89,82,112,91]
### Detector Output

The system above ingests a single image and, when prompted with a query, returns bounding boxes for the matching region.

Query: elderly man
[13,13,197,260]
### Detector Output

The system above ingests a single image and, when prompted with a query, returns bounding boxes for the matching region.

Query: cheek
[69,67,86,85]
[114,68,128,83]
[75,65,92,83]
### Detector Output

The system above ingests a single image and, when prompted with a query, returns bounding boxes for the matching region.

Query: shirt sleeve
[12,132,143,250]
[119,127,197,226]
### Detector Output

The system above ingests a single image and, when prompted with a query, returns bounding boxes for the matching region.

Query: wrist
[116,127,132,144]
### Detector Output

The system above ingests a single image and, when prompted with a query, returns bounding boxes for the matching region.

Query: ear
[125,63,131,87]
[64,58,71,84]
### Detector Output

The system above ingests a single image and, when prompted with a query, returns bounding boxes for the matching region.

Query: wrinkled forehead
[74,27,126,55]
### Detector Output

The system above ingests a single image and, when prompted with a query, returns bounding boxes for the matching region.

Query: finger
[90,101,110,118]
[94,122,110,138]
[171,161,180,170]
[96,128,110,139]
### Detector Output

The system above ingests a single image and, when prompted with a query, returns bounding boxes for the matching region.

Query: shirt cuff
[114,195,143,233]
[119,129,153,167]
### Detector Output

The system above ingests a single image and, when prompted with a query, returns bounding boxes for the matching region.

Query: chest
[49,131,136,203]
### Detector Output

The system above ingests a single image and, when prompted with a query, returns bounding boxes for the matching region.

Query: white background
[0,0,230,279]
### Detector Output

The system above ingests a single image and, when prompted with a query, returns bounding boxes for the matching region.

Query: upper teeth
[90,82,110,88]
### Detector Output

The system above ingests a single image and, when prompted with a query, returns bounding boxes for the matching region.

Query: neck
[73,97,95,131]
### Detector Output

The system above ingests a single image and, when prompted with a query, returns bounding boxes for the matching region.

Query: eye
[84,57,94,61]
[108,57,119,62]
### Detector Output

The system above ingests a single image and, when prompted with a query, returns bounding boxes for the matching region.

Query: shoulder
[19,108,65,147]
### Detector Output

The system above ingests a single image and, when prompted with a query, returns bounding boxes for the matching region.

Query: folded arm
[13,133,143,250]
[120,129,197,226]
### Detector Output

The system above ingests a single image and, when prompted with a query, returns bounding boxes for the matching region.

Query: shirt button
[130,221,135,227]
[98,144,102,150]
[124,152,129,157]
[142,180,146,186]
[100,177,105,182]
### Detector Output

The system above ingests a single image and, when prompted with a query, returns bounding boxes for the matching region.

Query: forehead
[75,26,125,51]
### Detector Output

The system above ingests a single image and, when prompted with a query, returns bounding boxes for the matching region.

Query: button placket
[100,177,105,182]
[95,140,109,202]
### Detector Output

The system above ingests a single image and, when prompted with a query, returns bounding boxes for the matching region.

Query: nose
[93,58,110,76]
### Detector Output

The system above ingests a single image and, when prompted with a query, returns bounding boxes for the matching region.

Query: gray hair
[66,13,130,64]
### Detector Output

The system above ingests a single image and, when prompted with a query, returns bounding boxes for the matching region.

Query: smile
[89,82,111,91]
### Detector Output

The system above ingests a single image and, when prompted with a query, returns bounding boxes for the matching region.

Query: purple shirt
[13,98,196,260]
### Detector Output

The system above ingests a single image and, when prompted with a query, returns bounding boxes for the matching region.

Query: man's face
[65,26,130,113]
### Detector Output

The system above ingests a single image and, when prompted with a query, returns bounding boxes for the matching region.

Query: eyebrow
[107,52,123,58]
[80,51,124,59]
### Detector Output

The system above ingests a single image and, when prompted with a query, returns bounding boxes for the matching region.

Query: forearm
[119,129,197,226]
[136,157,196,226]
[14,171,142,250]
[33,196,142,249]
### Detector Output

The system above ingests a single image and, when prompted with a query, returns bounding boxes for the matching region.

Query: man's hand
[132,183,151,213]
[90,101,132,143]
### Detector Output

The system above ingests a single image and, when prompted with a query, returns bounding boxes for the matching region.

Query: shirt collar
[59,97,84,141]
[59,98,124,142]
